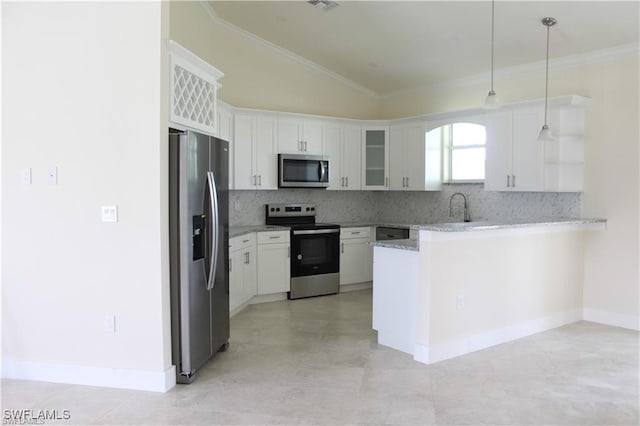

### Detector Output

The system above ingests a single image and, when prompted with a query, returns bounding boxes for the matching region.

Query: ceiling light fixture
[483,0,500,109]
[538,17,557,141]
[307,0,340,12]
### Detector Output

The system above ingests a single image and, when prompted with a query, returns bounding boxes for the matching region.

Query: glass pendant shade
[484,90,500,109]
[537,124,553,141]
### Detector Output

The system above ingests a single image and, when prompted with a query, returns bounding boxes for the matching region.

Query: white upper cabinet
[362,126,390,190]
[277,118,324,155]
[390,123,442,191]
[485,96,587,192]
[485,106,544,191]
[216,105,234,189]
[233,113,277,190]
[325,123,361,190]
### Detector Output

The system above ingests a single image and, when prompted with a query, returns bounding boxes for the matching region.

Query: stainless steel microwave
[278,154,329,188]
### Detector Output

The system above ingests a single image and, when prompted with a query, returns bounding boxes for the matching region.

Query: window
[435,122,486,182]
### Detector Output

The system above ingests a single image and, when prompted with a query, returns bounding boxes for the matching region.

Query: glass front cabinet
[361,126,389,190]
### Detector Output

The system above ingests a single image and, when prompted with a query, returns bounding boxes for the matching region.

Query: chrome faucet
[449,192,471,222]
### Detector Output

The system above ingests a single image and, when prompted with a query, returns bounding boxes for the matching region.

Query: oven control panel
[266,203,316,218]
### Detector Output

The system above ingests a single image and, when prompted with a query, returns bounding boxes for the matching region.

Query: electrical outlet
[104,315,116,332]
[456,295,465,311]
[21,168,32,184]
[47,166,58,185]
[101,205,118,223]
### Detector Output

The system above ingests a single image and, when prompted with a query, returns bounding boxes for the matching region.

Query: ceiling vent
[307,0,340,12]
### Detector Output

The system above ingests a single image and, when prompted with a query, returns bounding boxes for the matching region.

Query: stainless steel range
[266,204,340,299]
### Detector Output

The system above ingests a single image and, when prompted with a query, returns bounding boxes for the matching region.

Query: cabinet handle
[245,252,250,264]
[341,177,345,187]
[341,242,344,254]
[406,177,409,187]
[229,258,232,272]
[242,239,249,243]
[288,246,290,258]
[507,175,510,187]
[304,141,308,152]
[345,176,349,188]
[351,231,361,235]
[512,175,516,187]
[258,175,262,186]
[269,235,280,239]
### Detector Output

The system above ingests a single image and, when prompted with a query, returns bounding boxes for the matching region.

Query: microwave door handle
[206,171,219,291]
[319,161,326,182]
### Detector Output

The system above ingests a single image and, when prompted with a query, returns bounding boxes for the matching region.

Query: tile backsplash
[229,185,582,226]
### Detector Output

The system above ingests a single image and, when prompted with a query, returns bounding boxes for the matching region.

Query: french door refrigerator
[169,128,229,384]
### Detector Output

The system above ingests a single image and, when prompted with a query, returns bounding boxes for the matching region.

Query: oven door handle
[292,228,340,236]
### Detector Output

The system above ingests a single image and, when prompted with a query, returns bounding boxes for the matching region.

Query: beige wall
[169,1,379,119]
[2,2,174,390]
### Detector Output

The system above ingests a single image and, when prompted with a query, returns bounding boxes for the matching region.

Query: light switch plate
[101,205,118,223]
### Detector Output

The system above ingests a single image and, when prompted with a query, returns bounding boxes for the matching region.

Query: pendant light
[483,0,500,108]
[538,17,557,141]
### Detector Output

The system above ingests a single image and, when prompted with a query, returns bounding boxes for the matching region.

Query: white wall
[1,2,174,391]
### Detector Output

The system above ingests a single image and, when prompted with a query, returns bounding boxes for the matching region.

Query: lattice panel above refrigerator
[169,41,224,135]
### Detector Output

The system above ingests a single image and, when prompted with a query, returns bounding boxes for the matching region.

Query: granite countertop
[230,225,289,238]
[370,238,419,252]
[370,217,605,251]
[413,217,606,232]
[337,222,377,228]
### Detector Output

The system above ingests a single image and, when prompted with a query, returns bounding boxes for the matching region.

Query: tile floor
[2,289,638,425]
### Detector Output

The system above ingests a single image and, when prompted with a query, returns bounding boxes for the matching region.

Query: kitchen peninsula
[371,218,606,365]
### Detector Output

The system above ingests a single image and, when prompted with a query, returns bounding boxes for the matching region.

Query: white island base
[372,221,605,365]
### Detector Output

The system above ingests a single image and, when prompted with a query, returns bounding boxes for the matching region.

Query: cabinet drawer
[340,227,371,240]
[257,230,290,244]
[229,233,256,252]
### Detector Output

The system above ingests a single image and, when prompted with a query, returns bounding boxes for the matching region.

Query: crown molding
[381,42,640,99]
[198,1,380,99]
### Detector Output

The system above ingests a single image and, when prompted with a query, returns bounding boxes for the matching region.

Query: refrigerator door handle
[206,171,219,291]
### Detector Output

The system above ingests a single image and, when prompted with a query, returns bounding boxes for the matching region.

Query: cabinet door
[406,125,427,190]
[229,249,245,314]
[362,127,389,190]
[243,245,257,304]
[257,242,291,295]
[217,108,234,189]
[342,125,362,190]
[484,110,513,191]
[302,119,324,155]
[340,238,373,285]
[255,117,277,190]
[512,107,544,191]
[389,126,407,190]
[277,118,302,154]
[324,124,343,190]
[233,114,256,190]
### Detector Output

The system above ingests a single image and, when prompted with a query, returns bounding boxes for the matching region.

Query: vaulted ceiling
[209,1,640,96]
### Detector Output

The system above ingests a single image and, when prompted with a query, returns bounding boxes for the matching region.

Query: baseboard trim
[583,308,640,331]
[340,282,372,292]
[1,360,176,392]
[411,310,582,365]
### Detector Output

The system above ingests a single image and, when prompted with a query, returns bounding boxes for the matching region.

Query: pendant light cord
[544,22,550,126]
[490,0,495,92]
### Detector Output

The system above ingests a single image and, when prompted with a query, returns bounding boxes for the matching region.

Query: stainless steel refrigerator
[169,128,229,384]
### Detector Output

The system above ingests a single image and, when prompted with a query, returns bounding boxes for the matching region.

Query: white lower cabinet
[340,227,373,285]
[257,231,291,295]
[229,233,257,316]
